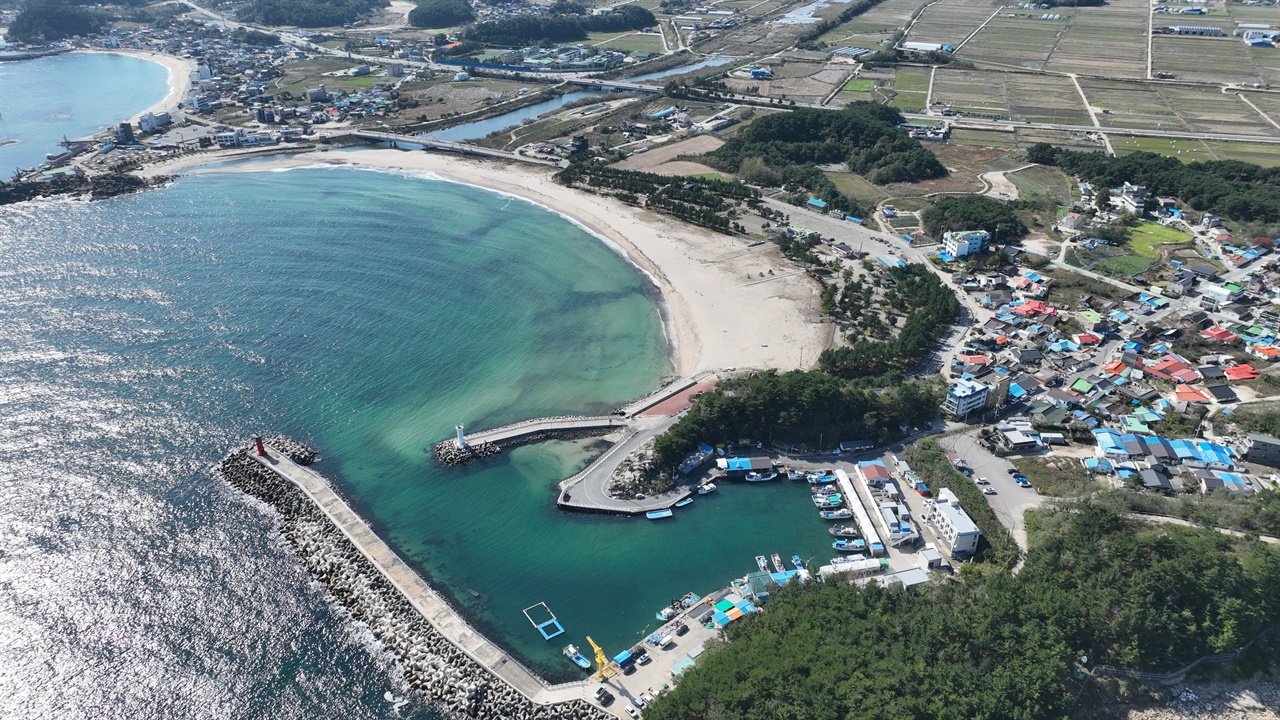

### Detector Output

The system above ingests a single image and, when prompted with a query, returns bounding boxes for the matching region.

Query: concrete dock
[249,443,593,707]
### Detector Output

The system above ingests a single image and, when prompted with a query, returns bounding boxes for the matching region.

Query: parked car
[976,476,989,485]
[595,688,614,706]
[983,487,997,495]
[640,692,656,706]
[625,705,641,719]
[1007,469,1019,475]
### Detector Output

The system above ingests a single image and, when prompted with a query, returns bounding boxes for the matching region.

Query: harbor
[220,435,762,719]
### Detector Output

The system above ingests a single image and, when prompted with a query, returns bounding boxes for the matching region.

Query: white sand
[78,49,197,121]
[147,148,831,375]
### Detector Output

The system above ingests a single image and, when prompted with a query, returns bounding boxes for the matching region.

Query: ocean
[0,52,169,175]
[1,54,840,718]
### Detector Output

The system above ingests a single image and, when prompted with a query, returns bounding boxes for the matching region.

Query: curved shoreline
[144,147,830,376]
[75,49,196,122]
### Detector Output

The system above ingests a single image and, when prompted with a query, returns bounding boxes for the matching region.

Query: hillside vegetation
[238,0,388,28]
[646,504,1280,720]
[704,103,948,217]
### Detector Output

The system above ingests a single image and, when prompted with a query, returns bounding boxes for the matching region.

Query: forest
[818,264,959,379]
[7,4,102,42]
[1029,143,1280,225]
[920,195,1028,240]
[408,0,473,27]
[704,103,947,216]
[645,504,1280,720]
[554,164,757,233]
[651,370,940,469]
[237,0,387,28]
[463,5,656,45]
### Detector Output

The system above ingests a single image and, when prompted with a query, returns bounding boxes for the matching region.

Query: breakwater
[433,416,627,466]
[218,438,609,720]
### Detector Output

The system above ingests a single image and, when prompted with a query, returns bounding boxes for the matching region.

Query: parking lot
[942,431,1045,552]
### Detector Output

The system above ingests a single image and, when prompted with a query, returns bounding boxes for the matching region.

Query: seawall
[218,437,608,720]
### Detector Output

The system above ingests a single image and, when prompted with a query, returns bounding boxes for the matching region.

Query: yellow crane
[586,636,616,680]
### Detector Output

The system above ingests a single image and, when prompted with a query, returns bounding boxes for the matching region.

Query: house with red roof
[1224,364,1261,381]
[1147,354,1199,383]
[1074,333,1102,345]
[1173,385,1213,403]
[1012,300,1057,317]
[1199,326,1239,344]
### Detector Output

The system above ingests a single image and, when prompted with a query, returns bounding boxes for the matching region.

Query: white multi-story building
[942,378,989,418]
[943,230,989,257]
[923,488,981,557]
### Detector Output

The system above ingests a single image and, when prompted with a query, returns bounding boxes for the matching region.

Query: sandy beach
[78,49,197,121]
[146,147,830,375]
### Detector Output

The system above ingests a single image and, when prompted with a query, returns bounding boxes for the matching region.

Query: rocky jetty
[218,441,609,720]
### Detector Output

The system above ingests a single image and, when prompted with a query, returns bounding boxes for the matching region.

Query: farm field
[889,66,931,112]
[1078,79,1278,136]
[1111,137,1220,163]
[595,32,666,54]
[956,14,1066,71]
[1151,36,1267,87]
[1128,222,1192,260]
[902,0,996,48]
[825,171,890,206]
[815,0,933,46]
[930,69,1090,123]
[1040,0,1148,77]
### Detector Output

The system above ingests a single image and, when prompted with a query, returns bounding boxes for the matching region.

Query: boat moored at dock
[674,498,693,508]
[818,508,853,520]
[563,644,591,669]
[771,553,785,573]
[791,554,804,570]
[646,509,673,520]
[744,470,778,482]
[812,485,840,496]
[755,555,769,573]
[786,467,805,480]
[806,470,834,484]
[697,482,717,495]
[812,493,844,508]
[833,538,866,553]
[829,526,859,537]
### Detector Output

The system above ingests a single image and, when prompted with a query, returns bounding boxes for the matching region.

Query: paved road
[557,415,694,514]
[942,432,1044,555]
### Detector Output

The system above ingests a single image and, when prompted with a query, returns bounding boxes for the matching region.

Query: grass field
[596,33,665,54]
[825,171,889,206]
[1008,165,1072,204]
[843,78,876,92]
[889,67,931,112]
[1012,457,1098,498]
[1128,221,1191,260]
[1096,254,1152,277]
[1111,137,1280,167]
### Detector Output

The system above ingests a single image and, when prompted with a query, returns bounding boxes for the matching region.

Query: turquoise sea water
[0,164,842,717]
[0,52,169,175]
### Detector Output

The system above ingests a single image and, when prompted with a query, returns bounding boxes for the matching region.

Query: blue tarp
[724,457,753,472]
[807,198,827,209]
[1009,384,1028,399]
[614,650,633,665]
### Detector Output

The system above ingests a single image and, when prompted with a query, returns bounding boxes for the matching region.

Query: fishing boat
[771,553,786,573]
[697,482,717,495]
[674,498,693,508]
[829,526,860,537]
[812,493,844,508]
[806,470,834,484]
[679,592,700,607]
[819,508,853,520]
[563,644,591,670]
[791,555,804,570]
[646,509,673,520]
[830,554,867,567]
[812,485,840,496]
[833,538,866,553]
[656,606,677,621]
[755,555,769,573]
[786,467,805,480]
[744,470,778,482]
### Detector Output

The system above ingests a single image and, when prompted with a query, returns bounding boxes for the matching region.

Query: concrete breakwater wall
[433,418,625,466]
[218,441,609,720]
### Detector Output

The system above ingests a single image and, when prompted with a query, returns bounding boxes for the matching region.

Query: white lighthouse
[455,424,467,448]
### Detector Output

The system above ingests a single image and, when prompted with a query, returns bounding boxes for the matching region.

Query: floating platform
[523,602,565,640]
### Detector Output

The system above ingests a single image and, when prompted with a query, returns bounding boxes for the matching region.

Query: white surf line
[953,8,1001,53]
